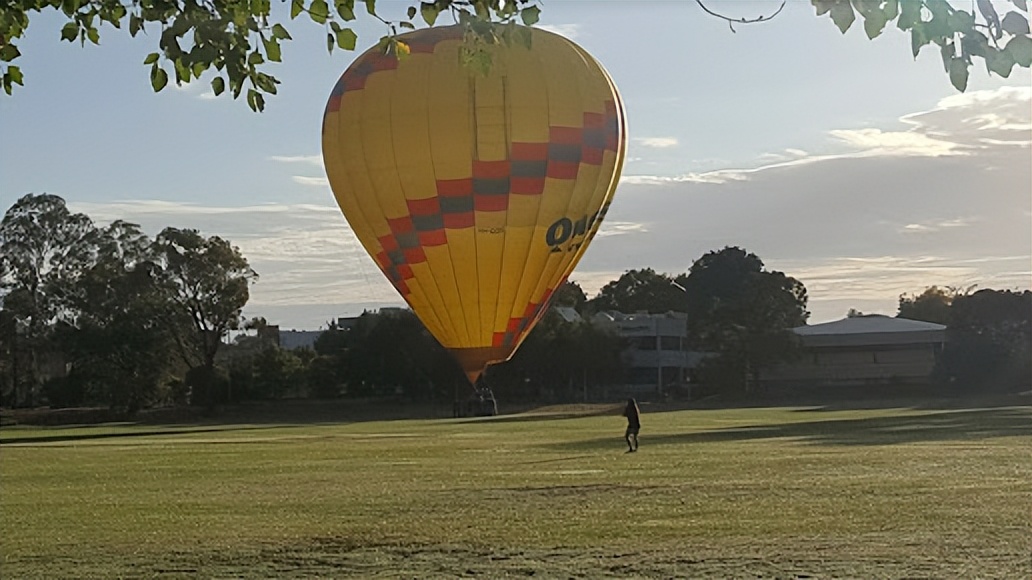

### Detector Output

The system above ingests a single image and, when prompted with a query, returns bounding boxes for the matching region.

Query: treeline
[4,193,1025,412]
[0,194,256,411]
[896,286,1031,391]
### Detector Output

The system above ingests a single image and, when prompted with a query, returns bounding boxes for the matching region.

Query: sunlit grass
[1,403,1029,577]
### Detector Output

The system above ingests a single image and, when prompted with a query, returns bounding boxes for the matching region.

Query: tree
[3,0,1028,106]
[153,227,257,406]
[552,280,587,311]
[587,268,689,315]
[941,288,1031,390]
[897,285,962,324]
[56,220,179,412]
[490,307,625,402]
[0,193,98,406]
[683,246,809,394]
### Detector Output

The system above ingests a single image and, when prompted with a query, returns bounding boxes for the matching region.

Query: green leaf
[948,56,969,91]
[898,0,920,30]
[421,2,439,25]
[150,65,168,92]
[407,5,417,19]
[271,24,292,40]
[1001,11,1031,35]
[309,0,329,24]
[985,46,1016,76]
[829,1,855,33]
[399,21,415,29]
[521,5,540,26]
[174,58,190,83]
[940,40,954,71]
[1011,0,1028,12]
[61,22,78,42]
[513,24,532,49]
[882,0,899,20]
[326,32,334,53]
[211,76,225,96]
[255,73,278,94]
[0,44,21,62]
[290,0,304,19]
[8,65,22,85]
[336,28,358,50]
[977,0,1003,39]
[86,26,99,45]
[336,0,355,20]
[248,51,264,65]
[129,14,142,36]
[948,10,975,32]
[962,30,990,57]
[813,0,834,17]
[143,52,160,65]
[863,11,888,39]
[1006,34,1032,66]
[911,24,929,57]
[363,0,376,16]
[263,38,282,62]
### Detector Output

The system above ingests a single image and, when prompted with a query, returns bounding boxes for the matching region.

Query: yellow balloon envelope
[322,25,626,383]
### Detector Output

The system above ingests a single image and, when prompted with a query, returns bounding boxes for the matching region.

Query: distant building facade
[761,314,947,387]
[591,311,698,396]
[257,325,324,351]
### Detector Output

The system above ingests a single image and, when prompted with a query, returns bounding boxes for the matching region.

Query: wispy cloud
[270,155,324,166]
[596,221,648,237]
[635,137,679,149]
[829,128,963,157]
[293,176,330,187]
[900,218,975,234]
[537,23,582,39]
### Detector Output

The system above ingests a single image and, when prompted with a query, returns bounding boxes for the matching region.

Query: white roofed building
[761,314,947,388]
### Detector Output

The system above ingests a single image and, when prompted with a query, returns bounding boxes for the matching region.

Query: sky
[1,1,1029,330]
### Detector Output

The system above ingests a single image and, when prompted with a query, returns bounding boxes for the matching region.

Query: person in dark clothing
[623,398,640,452]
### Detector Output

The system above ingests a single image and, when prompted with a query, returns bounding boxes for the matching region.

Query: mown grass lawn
[1,401,1029,578]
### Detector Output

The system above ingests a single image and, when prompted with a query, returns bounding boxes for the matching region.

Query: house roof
[792,315,946,348]
[794,314,945,335]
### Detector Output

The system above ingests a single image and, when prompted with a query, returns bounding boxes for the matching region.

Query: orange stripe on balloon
[419,229,447,246]
[474,195,508,212]
[388,216,415,234]
[511,177,545,195]
[473,160,510,179]
[437,178,473,197]
[511,142,548,160]
[549,126,582,145]
[546,161,579,180]
[443,213,474,229]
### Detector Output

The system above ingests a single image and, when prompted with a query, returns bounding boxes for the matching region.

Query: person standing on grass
[623,398,640,452]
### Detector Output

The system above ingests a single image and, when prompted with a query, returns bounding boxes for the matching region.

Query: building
[256,325,324,351]
[592,311,696,396]
[761,314,947,387]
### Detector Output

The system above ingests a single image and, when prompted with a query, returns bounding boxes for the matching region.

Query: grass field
[1,400,1029,578]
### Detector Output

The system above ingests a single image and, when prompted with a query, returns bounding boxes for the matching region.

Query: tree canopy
[2,0,1029,107]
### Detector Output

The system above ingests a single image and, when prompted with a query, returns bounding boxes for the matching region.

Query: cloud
[634,137,679,148]
[596,221,648,237]
[537,24,582,39]
[293,176,330,187]
[828,128,963,157]
[578,84,1030,326]
[270,155,324,166]
[900,218,975,234]
[65,85,1031,330]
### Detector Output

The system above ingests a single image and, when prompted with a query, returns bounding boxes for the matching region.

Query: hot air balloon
[322,25,626,384]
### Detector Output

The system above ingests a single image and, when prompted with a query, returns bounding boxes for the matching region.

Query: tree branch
[695,0,787,32]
